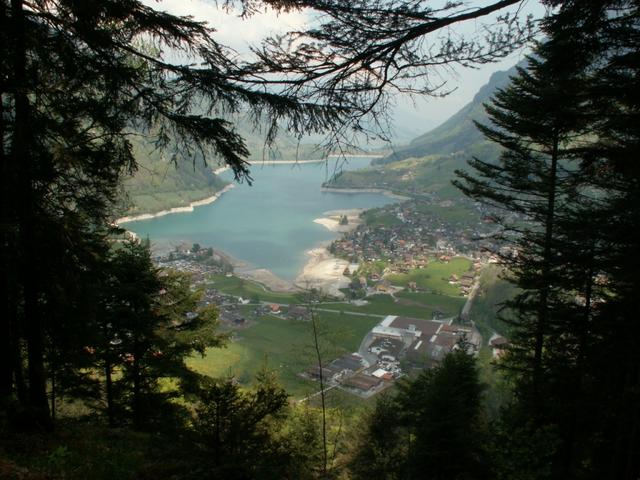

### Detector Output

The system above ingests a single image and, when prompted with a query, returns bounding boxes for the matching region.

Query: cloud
[144,0,309,54]
[141,0,544,140]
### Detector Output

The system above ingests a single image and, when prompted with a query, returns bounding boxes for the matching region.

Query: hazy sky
[147,0,547,142]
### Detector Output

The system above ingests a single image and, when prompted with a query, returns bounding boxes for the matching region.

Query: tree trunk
[564,247,594,476]
[105,359,115,427]
[132,338,142,428]
[0,3,15,402]
[310,307,328,476]
[532,131,559,410]
[11,0,51,430]
[50,366,56,423]
[12,339,27,404]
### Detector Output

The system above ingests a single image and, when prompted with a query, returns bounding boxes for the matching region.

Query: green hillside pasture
[127,188,220,216]
[121,138,230,216]
[330,156,447,194]
[421,200,480,226]
[362,209,403,228]
[208,274,303,304]
[188,311,380,398]
[318,292,463,319]
[386,257,473,296]
[469,265,518,343]
[394,291,466,318]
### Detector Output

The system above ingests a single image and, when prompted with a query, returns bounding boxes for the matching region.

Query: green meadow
[208,274,304,304]
[318,292,464,319]
[188,310,380,398]
[193,261,471,398]
[386,256,473,296]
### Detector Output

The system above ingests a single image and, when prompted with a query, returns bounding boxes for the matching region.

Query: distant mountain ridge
[378,63,519,165]
[325,62,521,200]
[121,62,521,216]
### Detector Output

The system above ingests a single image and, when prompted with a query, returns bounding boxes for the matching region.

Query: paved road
[461,280,480,318]
[313,308,386,318]
[298,384,339,403]
[357,331,378,367]
[255,301,387,319]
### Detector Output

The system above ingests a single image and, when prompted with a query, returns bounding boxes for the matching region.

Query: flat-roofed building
[342,373,382,392]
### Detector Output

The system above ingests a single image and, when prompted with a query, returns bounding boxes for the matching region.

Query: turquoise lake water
[125,158,397,280]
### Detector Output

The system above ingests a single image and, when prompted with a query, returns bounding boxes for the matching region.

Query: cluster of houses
[448,272,477,295]
[253,303,312,321]
[343,257,481,298]
[303,352,397,399]
[330,198,500,269]
[370,315,481,367]
[303,314,483,398]
[156,243,233,285]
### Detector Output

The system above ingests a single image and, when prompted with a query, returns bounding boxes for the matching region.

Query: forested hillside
[378,65,517,164]
[326,65,518,198]
[121,125,323,216]
[120,141,229,216]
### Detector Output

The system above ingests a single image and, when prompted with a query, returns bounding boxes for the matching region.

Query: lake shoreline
[124,158,395,296]
[321,186,411,201]
[292,208,365,298]
[294,245,351,299]
[214,159,327,175]
[115,184,235,225]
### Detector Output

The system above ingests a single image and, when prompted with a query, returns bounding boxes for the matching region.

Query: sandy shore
[313,208,365,233]
[320,186,410,201]
[115,184,235,225]
[295,247,351,299]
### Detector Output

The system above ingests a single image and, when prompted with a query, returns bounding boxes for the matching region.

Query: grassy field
[318,292,464,319]
[193,262,472,399]
[188,310,380,398]
[362,208,404,228]
[208,274,304,304]
[468,265,518,341]
[386,256,473,296]
[394,291,466,317]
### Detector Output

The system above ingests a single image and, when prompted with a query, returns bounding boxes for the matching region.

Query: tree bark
[11,0,51,429]
[105,359,115,427]
[532,131,560,410]
[0,2,15,402]
[132,337,142,428]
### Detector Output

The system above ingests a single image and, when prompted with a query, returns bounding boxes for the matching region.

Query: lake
[125,157,397,280]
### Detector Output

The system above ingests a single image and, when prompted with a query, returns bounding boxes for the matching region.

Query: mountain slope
[326,63,521,199]
[119,122,325,216]
[119,140,228,217]
[378,64,518,164]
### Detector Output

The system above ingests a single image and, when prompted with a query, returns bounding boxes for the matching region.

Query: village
[302,314,484,398]
[147,191,515,400]
[329,198,505,272]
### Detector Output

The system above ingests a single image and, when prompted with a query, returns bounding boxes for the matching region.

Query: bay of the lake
[125,157,397,281]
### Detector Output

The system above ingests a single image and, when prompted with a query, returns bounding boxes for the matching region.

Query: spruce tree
[545,2,640,476]
[454,42,591,416]
[0,0,344,428]
[349,348,486,480]
[456,2,640,477]
[97,239,224,429]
